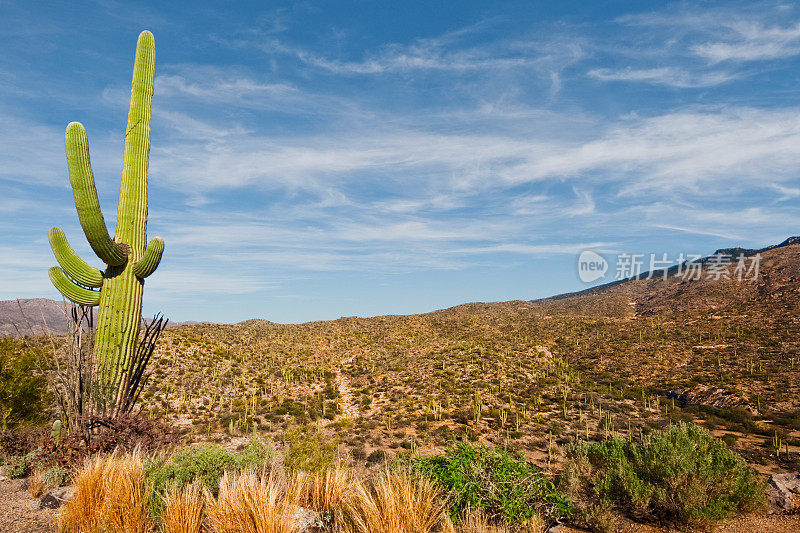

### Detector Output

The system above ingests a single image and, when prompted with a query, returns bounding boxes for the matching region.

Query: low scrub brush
[562,421,766,530]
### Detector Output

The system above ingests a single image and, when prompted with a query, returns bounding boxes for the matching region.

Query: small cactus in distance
[51,419,62,442]
[48,31,163,414]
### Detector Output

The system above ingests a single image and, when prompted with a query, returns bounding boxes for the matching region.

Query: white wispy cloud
[452,242,617,256]
[772,183,800,201]
[149,103,800,200]
[691,21,800,63]
[157,71,296,102]
[224,19,586,87]
[588,66,738,88]
[594,4,800,90]
[295,39,584,76]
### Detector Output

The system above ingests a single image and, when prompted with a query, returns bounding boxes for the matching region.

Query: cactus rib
[48,267,101,306]
[48,227,103,287]
[133,236,164,278]
[65,122,129,266]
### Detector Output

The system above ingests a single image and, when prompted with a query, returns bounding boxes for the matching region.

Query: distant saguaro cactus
[48,31,164,414]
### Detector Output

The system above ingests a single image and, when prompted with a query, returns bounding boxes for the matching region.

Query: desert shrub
[42,465,69,489]
[562,422,765,530]
[2,448,45,478]
[81,413,182,454]
[283,424,338,473]
[0,339,50,430]
[237,433,274,469]
[0,424,47,459]
[403,441,570,526]
[146,446,238,502]
[367,449,387,464]
[352,446,367,461]
[145,434,273,518]
[33,413,181,471]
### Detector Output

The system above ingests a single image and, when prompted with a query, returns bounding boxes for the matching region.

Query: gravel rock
[767,473,800,514]
[667,386,757,414]
[290,505,325,532]
[39,486,75,510]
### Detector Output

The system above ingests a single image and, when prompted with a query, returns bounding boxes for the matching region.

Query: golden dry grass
[339,469,454,533]
[28,469,45,498]
[286,465,353,513]
[162,480,204,533]
[204,470,293,533]
[457,511,546,533]
[58,450,153,533]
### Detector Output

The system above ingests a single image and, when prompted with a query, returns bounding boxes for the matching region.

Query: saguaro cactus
[48,31,163,413]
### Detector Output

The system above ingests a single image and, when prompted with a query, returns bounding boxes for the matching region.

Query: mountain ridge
[3,236,798,336]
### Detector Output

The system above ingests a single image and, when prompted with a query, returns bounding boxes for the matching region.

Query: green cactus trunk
[48,31,164,415]
[95,31,154,411]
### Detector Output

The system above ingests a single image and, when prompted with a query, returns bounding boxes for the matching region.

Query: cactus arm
[48,267,101,306]
[133,236,164,278]
[117,29,155,254]
[65,122,128,266]
[48,227,104,288]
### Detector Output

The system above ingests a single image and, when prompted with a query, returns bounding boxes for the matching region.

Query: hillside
[537,236,800,317]
[5,238,799,476]
[0,298,68,337]
[124,237,799,476]
[0,299,201,338]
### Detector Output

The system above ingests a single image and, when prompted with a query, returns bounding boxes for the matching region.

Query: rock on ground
[39,486,76,510]
[768,472,800,514]
[290,504,325,532]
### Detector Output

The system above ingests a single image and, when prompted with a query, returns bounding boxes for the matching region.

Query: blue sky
[1,1,799,323]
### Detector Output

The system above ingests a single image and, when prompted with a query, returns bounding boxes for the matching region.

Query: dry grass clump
[204,470,293,533]
[28,469,45,498]
[286,465,353,513]
[58,450,152,533]
[457,511,546,533]
[339,469,454,533]
[162,480,204,533]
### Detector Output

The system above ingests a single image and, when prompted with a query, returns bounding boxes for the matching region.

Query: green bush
[0,339,50,430]
[2,449,44,478]
[145,434,273,517]
[41,465,69,489]
[562,422,765,530]
[403,441,571,525]
[283,424,338,473]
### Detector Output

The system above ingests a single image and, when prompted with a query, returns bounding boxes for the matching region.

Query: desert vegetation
[1,25,799,532]
[28,424,764,533]
[41,423,766,532]
[3,261,799,530]
[3,239,800,529]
